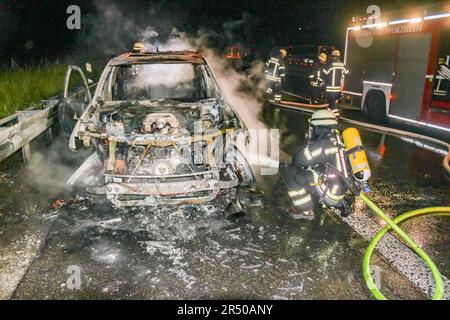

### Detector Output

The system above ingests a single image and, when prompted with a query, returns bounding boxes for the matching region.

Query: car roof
[110,51,205,65]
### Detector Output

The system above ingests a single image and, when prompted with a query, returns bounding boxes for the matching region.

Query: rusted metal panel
[112,51,205,65]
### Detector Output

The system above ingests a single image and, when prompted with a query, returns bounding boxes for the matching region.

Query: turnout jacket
[265,54,286,82]
[322,60,349,93]
[309,62,325,87]
[292,132,349,206]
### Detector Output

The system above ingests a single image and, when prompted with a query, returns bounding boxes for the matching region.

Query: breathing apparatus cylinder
[342,127,371,182]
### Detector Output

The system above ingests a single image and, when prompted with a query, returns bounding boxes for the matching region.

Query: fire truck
[343,11,450,134]
[224,46,251,70]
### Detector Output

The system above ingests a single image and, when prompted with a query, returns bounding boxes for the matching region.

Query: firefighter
[433,56,450,101]
[265,48,287,102]
[322,49,349,114]
[309,52,328,104]
[280,109,354,220]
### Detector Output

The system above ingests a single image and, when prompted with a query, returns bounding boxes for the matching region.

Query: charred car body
[60,51,254,207]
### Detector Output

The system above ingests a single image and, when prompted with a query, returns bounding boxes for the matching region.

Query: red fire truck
[343,11,450,134]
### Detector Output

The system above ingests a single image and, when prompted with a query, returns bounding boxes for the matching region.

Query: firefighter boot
[287,206,315,221]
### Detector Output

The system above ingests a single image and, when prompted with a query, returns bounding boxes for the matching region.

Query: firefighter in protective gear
[323,50,349,114]
[265,48,287,102]
[309,53,328,104]
[280,110,354,220]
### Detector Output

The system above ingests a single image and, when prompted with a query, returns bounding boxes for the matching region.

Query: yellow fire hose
[360,193,450,300]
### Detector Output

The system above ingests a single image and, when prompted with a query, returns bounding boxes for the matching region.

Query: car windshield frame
[99,61,221,103]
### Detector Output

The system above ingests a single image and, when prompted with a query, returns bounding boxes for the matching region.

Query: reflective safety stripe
[327,87,341,92]
[311,148,322,158]
[331,184,339,194]
[325,147,338,155]
[326,190,345,202]
[293,194,312,206]
[288,188,306,197]
[310,169,319,183]
[335,153,342,172]
[304,147,313,160]
[336,136,349,177]
[309,169,326,194]
[265,75,281,81]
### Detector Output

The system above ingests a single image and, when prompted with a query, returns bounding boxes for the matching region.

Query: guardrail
[0,76,97,163]
[0,99,59,163]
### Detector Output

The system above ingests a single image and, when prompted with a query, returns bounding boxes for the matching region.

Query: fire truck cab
[343,11,450,135]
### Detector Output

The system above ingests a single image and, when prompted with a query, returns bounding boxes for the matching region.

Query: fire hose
[360,193,450,300]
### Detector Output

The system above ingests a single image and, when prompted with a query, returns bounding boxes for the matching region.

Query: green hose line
[360,193,450,300]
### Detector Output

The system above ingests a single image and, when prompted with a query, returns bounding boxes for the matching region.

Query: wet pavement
[0,103,449,300]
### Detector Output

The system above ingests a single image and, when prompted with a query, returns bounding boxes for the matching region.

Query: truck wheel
[364,90,387,123]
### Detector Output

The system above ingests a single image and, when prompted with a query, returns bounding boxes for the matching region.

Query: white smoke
[134,27,267,129]
[80,1,278,175]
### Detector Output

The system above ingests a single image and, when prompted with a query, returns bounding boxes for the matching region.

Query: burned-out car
[60,50,254,208]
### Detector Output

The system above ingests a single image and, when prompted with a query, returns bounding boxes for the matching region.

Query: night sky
[0,0,444,66]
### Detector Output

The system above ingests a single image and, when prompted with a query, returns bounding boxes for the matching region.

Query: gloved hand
[339,194,355,217]
[346,177,361,196]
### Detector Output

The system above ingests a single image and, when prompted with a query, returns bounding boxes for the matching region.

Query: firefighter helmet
[310,109,338,127]
[280,48,288,57]
[133,42,146,52]
[438,57,446,65]
[331,49,341,57]
[319,53,327,63]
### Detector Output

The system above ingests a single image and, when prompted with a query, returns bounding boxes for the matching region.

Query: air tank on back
[342,127,371,182]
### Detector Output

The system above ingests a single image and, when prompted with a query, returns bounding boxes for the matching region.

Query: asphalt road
[1,103,449,300]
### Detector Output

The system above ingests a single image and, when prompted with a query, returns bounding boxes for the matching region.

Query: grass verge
[0,64,67,118]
